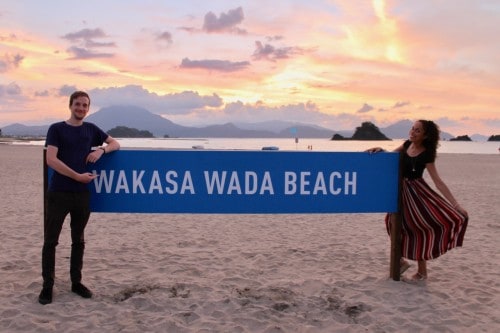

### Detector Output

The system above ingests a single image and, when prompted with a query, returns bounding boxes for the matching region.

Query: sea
[15,137,500,154]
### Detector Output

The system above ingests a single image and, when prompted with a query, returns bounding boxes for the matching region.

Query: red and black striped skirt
[386,178,468,261]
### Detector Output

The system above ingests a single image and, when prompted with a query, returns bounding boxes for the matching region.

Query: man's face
[70,96,90,121]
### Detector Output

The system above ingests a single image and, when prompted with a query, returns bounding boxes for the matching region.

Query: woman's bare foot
[411,272,427,281]
[400,259,411,275]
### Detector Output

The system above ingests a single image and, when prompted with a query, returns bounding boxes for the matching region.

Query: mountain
[1,123,49,136]
[235,120,297,133]
[278,125,334,138]
[86,105,190,137]
[236,120,335,137]
[176,123,278,138]
[471,134,488,142]
[381,120,413,139]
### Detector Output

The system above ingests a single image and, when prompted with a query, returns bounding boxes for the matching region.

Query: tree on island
[450,135,472,141]
[107,126,154,138]
[487,135,500,141]
[331,122,391,140]
[331,133,346,140]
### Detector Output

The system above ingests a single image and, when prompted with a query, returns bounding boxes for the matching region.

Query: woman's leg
[411,260,427,280]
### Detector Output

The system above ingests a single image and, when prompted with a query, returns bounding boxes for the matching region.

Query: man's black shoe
[38,287,53,305]
[71,283,93,298]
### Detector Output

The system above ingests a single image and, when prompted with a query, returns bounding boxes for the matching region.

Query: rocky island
[331,122,391,141]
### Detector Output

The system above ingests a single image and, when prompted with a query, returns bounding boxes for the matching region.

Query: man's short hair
[69,91,90,107]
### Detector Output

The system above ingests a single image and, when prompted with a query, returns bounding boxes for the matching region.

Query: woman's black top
[402,140,435,179]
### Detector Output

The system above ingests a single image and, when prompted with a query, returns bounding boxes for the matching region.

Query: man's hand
[76,172,98,184]
[86,149,105,164]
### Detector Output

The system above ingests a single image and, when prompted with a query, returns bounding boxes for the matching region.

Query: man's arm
[102,135,120,153]
[46,145,96,183]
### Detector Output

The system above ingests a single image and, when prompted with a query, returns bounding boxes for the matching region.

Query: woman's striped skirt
[386,178,468,261]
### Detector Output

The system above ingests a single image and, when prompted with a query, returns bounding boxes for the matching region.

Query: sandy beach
[0,144,498,332]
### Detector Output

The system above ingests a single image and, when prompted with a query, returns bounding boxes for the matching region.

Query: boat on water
[261,146,279,151]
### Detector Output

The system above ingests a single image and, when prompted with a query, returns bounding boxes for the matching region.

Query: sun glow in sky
[1,0,499,136]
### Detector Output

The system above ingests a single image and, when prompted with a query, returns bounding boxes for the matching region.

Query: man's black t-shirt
[45,121,108,192]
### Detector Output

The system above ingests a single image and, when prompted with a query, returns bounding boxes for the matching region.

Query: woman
[368,120,468,281]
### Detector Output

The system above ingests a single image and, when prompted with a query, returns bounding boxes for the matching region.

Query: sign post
[389,153,403,280]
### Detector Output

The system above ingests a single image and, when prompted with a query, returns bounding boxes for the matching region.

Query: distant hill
[177,123,279,138]
[278,125,334,138]
[1,123,49,136]
[236,121,335,138]
[471,134,488,141]
[328,119,457,141]
[381,120,413,139]
[380,119,454,140]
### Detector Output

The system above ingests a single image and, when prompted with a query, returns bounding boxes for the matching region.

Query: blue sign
[48,150,399,213]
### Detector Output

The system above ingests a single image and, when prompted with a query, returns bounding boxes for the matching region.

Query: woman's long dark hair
[419,120,440,161]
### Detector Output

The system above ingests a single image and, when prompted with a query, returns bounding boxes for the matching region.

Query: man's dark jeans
[42,191,91,288]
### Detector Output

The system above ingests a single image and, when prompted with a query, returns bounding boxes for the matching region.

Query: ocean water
[109,137,499,154]
[15,137,500,154]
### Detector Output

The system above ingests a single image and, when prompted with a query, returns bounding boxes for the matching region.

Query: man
[39,91,120,305]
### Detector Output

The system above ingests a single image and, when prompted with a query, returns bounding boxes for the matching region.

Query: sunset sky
[1,0,499,136]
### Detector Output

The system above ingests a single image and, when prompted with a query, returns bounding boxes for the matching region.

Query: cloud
[266,35,284,42]
[66,46,114,59]
[85,40,116,48]
[0,82,22,96]
[156,31,173,44]
[393,101,410,108]
[35,90,49,97]
[62,28,108,41]
[180,58,250,72]
[62,28,116,59]
[0,53,24,73]
[171,99,371,131]
[221,100,321,119]
[70,68,109,77]
[252,41,306,61]
[357,103,374,113]
[202,7,246,34]
[87,85,223,115]
[58,85,78,97]
[480,117,500,129]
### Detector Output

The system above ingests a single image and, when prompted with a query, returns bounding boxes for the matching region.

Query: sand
[0,144,499,332]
